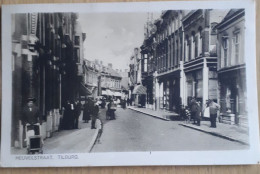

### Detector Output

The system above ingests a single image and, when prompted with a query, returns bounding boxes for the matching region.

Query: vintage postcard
[1,0,260,167]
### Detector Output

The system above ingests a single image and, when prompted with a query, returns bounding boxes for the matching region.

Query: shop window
[208,79,218,100]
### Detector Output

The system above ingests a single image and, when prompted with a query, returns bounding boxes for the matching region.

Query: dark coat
[91,105,99,119]
[83,102,92,121]
[63,103,73,129]
[195,102,201,120]
[75,102,82,118]
[22,104,40,125]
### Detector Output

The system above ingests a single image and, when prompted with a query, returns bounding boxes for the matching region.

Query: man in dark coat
[91,100,99,129]
[83,99,91,123]
[62,100,73,130]
[195,101,202,126]
[22,98,40,135]
[190,97,197,124]
[74,101,82,129]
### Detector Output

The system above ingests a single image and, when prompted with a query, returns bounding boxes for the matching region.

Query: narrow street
[92,107,248,152]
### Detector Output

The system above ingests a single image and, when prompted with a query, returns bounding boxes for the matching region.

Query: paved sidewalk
[11,114,102,154]
[128,106,178,121]
[179,121,249,145]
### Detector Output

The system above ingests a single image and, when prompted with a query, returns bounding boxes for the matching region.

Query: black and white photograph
[1,1,260,167]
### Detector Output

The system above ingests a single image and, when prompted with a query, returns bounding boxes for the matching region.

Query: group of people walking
[189,97,220,128]
[82,98,99,129]
[62,100,82,130]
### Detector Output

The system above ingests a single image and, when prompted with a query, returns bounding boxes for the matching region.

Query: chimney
[95,59,99,65]
[100,60,103,65]
[108,63,112,69]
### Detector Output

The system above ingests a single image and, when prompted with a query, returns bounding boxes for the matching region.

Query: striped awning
[132,85,147,95]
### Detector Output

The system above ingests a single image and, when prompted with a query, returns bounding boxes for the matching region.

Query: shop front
[183,57,218,118]
[132,84,147,107]
[157,71,181,113]
[218,66,247,126]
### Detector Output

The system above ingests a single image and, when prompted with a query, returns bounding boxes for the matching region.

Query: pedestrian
[62,100,71,130]
[190,97,197,124]
[122,99,126,109]
[195,101,202,126]
[91,99,99,129]
[74,100,82,129]
[83,99,91,123]
[22,98,40,135]
[69,100,76,129]
[107,99,116,120]
[204,99,220,128]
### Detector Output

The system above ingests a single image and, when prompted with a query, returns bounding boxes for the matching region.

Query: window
[223,38,229,67]
[12,55,15,71]
[188,39,191,61]
[74,48,80,62]
[74,36,80,46]
[234,33,240,64]
[192,33,196,59]
[176,40,179,66]
[198,28,203,56]
[144,58,147,72]
[171,19,175,32]
[195,35,198,58]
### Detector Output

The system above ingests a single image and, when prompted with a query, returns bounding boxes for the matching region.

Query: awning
[107,89,113,96]
[102,89,113,96]
[132,85,147,95]
[101,90,107,95]
[80,83,92,96]
[114,92,122,97]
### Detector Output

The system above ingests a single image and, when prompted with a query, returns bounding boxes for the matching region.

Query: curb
[179,123,249,145]
[128,107,170,121]
[86,119,102,153]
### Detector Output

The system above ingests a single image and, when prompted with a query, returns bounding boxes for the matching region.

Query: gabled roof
[222,9,244,22]
[101,66,122,78]
[215,9,244,29]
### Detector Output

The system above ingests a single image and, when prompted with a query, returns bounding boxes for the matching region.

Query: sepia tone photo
[1,1,259,167]
[10,9,249,154]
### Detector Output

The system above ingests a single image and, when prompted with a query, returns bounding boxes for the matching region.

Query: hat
[27,97,36,102]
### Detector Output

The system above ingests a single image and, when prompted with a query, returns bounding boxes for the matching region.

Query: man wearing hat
[204,99,220,128]
[22,97,40,134]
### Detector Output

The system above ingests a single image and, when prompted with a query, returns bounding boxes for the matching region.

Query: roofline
[215,9,244,29]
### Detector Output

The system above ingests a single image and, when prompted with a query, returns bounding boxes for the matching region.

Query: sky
[78,12,160,70]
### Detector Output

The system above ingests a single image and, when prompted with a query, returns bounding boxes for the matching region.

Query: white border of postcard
[1,0,260,167]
